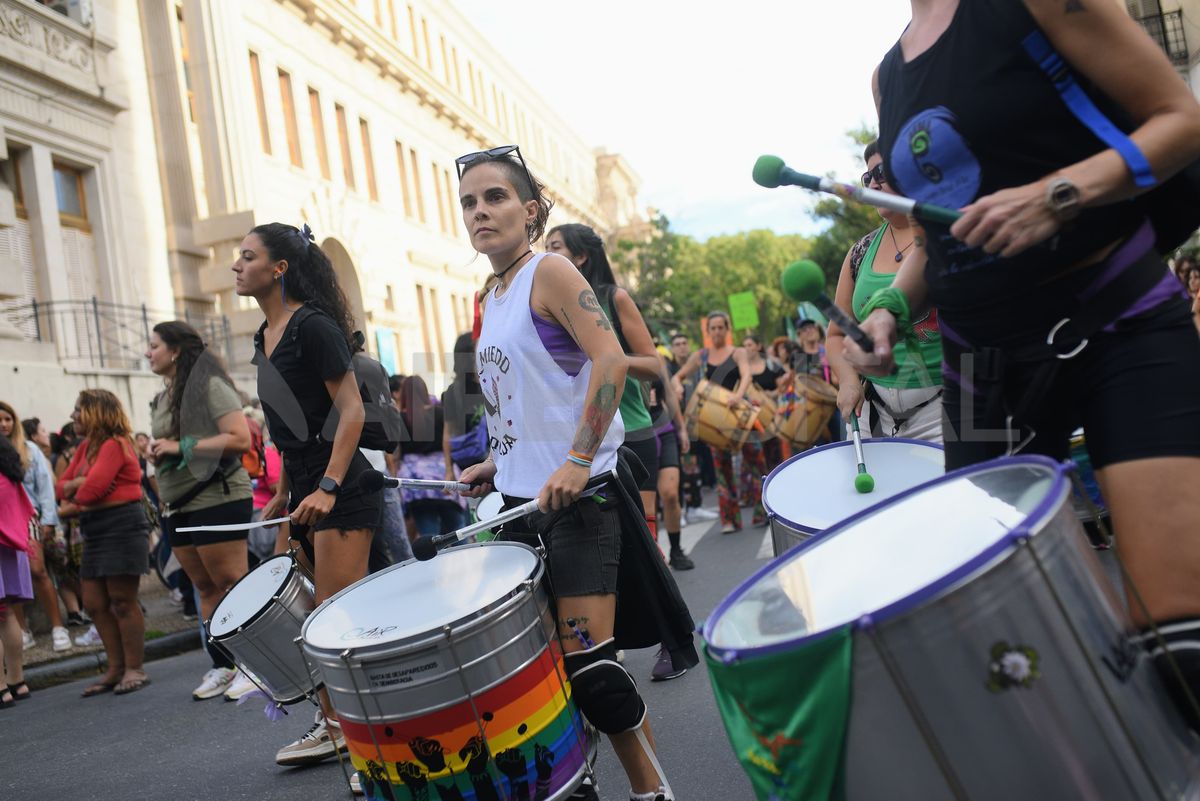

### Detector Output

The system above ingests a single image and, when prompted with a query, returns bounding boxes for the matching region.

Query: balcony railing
[1136,9,1190,67]
[0,298,232,372]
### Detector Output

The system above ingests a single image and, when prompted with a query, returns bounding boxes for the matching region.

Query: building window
[175,5,196,123]
[359,118,378,201]
[415,283,432,368]
[5,157,26,219]
[442,168,457,237]
[451,46,462,94]
[249,52,271,155]
[373,0,382,26]
[54,164,88,230]
[467,61,478,106]
[278,69,303,168]
[430,287,445,359]
[409,148,425,224]
[387,0,397,39]
[408,5,419,59]
[432,161,447,234]
[335,104,355,189]
[421,16,433,71]
[384,284,395,312]
[394,141,413,218]
[309,88,331,180]
[440,35,451,85]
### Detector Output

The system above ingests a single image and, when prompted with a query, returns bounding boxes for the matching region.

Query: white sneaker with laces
[21,629,35,649]
[192,667,236,701]
[688,506,719,521]
[73,625,102,647]
[275,710,347,766]
[223,670,259,702]
[51,626,71,652]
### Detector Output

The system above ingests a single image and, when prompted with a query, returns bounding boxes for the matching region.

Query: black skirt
[79,502,150,579]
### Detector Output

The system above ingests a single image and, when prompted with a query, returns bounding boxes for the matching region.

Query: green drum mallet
[850,413,875,493]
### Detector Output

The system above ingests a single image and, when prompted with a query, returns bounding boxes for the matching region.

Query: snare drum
[762,439,944,556]
[706,456,1200,800]
[208,554,319,704]
[302,542,594,801]
[686,379,775,450]
[774,375,837,450]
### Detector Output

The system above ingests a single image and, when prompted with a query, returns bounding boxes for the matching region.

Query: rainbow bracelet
[566,450,593,468]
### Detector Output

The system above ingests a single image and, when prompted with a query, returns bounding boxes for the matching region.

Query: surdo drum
[301,542,594,801]
[208,554,320,704]
[706,456,1200,800]
[762,438,944,556]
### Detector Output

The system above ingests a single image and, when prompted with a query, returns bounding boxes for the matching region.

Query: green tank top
[850,223,943,389]
[599,287,653,432]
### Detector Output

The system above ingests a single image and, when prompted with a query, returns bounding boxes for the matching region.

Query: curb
[24,629,203,689]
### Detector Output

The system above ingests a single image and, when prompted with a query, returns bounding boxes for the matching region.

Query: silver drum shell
[210,557,319,705]
[302,544,555,725]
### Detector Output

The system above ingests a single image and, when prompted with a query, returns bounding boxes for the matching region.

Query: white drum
[209,554,319,705]
[763,438,944,556]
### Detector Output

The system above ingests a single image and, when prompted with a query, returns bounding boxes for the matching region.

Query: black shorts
[942,297,1200,470]
[656,427,681,471]
[498,495,621,598]
[283,445,384,539]
[623,431,659,491]
[166,497,254,548]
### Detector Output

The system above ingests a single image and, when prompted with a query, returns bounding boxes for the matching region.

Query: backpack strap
[1021,30,1156,188]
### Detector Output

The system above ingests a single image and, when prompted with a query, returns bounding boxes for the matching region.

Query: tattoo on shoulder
[1065,0,1086,13]
[578,290,613,331]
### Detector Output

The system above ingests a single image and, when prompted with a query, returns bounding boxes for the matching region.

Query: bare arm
[731,347,754,400]
[289,371,363,526]
[191,410,252,459]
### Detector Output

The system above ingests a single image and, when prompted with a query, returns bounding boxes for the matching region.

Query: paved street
[8,507,769,801]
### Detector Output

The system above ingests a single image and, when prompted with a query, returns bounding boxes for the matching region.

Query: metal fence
[1136,9,1190,68]
[0,298,233,372]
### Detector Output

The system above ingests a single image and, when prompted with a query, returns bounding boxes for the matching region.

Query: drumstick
[176,516,291,533]
[850,414,875,494]
[357,470,472,493]
[412,473,613,561]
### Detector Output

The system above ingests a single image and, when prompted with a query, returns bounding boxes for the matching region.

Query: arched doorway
[320,237,366,329]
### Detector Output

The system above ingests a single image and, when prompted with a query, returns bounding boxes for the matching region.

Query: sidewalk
[22,574,204,688]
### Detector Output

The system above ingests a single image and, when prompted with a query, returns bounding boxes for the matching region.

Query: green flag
[705,626,853,801]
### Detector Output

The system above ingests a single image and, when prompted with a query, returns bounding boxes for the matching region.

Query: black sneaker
[65,612,89,628]
[668,550,695,571]
[650,647,687,682]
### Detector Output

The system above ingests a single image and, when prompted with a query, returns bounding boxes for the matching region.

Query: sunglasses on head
[861,164,887,188]
[455,144,536,194]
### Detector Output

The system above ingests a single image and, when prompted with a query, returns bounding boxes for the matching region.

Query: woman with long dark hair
[234,222,382,771]
[397,373,466,536]
[458,146,687,801]
[56,389,151,696]
[146,321,254,701]
[0,433,35,706]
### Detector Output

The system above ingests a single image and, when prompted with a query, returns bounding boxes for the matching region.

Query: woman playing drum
[845,0,1200,727]
[457,145,679,801]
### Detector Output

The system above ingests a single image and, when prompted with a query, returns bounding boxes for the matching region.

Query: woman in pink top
[0,434,35,707]
[57,389,152,697]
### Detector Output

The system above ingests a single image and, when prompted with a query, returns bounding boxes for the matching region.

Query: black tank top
[877,0,1145,343]
[704,350,741,392]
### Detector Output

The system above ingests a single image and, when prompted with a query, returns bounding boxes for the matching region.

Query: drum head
[763,439,944,533]
[476,492,505,524]
[707,457,1067,654]
[210,554,295,637]
[303,542,541,651]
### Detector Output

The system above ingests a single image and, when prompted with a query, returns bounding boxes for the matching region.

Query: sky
[451,1,913,241]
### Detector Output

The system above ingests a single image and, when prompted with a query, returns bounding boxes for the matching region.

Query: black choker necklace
[887,225,914,263]
[495,250,532,284]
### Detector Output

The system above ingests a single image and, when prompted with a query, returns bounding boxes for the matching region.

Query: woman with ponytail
[234,222,382,774]
[146,321,254,701]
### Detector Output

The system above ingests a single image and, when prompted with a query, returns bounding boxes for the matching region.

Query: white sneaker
[679,511,688,528]
[223,670,258,702]
[350,772,363,796]
[21,629,35,649]
[73,625,102,647]
[192,667,236,701]
[168,588,184,606]
[51,626,71,652]
[689,507,719,521]
[275,710,347,766]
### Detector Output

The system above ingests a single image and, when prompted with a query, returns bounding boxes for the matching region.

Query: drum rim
[762,438,945,535]
[301,540,543,653]
[209,553,300,640]
[705,454,1070,661]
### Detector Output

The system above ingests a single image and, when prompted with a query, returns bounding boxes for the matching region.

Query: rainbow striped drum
[302,542,594,801]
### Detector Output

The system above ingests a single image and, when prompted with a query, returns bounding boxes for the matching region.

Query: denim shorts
[498,494,621,598]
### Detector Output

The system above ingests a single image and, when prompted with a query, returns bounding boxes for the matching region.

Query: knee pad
[565,638,646,735]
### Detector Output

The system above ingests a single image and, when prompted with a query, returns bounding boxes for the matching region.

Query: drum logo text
[342,625,399,641]
[367,659,441,688]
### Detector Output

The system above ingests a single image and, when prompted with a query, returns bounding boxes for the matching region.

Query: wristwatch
[318,476,341,494]
[1045,176,1081,222]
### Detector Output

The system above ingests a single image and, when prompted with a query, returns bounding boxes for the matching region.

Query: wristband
[566,450,593,468]
[860,286,912,332]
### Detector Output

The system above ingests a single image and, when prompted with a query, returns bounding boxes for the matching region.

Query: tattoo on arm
[578,290,613,331]
[572,381,618,454]
[1065,0,1085,12]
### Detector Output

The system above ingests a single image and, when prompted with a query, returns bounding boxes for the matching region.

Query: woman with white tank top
[457,146,677,801]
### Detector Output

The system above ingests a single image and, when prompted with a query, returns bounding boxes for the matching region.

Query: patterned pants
[714,442,766,529]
